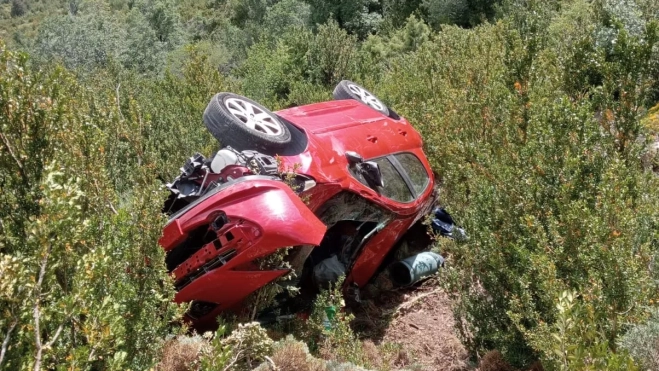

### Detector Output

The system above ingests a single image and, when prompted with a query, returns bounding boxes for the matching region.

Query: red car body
[159,99,436,329]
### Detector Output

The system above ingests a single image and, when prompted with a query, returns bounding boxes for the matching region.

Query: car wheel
[332,80,390,116]
[203,93,292,153]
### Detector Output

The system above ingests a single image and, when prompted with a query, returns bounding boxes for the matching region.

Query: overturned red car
[160,81,442,329]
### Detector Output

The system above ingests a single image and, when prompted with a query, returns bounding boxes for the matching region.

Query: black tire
[203,93,291,153]
[332,80,390,116]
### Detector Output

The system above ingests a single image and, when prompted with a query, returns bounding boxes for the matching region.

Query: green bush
[10,0,26,17]
[199,322,273,370]
[543,291,638,370]
[0,40,182,371]
[31,4,124,71]
[378,5,659,367]
[237,21,358,108]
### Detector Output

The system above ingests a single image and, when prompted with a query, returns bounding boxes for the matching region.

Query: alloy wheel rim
[224,98,284,136]
[347,84,386,112]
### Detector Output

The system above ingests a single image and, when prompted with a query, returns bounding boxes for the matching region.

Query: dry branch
[0,320,17,368]
[392,288,442,318]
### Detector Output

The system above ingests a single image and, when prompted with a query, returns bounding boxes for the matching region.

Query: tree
[121,8,168,73]
[422,0,503,28]
[422,0,468,27]
[262,0,311,38]
[69,0,81,15]
[381,0,423,27]
[305,0,383,39]
[31,6,124,71]
[10,0,26,17]
[389,14,430,52]
[134,0,183,45]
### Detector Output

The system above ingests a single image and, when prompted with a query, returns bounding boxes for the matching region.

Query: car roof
[277,99,423,160]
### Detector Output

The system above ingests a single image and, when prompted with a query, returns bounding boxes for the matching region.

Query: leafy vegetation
[383,4,659,366]
[1,0,658,370]
[0,43,182,370]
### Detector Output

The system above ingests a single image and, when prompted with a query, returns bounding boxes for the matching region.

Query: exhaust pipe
[389,252,445,287]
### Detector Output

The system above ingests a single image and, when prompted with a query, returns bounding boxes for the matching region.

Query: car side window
[349,158,414,203]
[374,157,414,203]
[394,153,430,196]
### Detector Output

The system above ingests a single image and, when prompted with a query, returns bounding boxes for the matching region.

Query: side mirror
[360,161,384,188]
[345,151,363,164]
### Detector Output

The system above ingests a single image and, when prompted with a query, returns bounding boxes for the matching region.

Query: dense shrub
[378,2,659,367]
[0,40,183,370]
[237,21,358,108]
[30,3,125,71]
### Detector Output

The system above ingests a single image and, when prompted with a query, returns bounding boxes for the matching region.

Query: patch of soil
[352,277,472,371]
[381,287,470,370]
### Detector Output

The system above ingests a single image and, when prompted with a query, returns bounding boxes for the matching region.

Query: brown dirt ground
[352,276,473,371]
[381,288,471,370]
